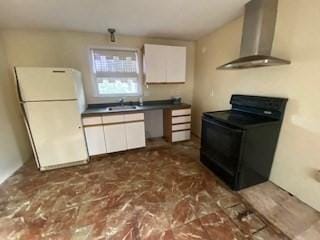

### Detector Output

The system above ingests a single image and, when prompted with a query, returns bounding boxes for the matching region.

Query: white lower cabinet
[126,122,146,150]
[84,126,106,156]
[104,124,127,153]
[84,113,146,156]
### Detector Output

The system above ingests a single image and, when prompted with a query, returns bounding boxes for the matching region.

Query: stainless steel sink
[106,105,138,111]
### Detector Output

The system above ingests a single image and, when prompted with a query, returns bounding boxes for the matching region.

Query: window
[90,48,142,97]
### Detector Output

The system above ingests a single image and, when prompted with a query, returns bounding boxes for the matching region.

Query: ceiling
[0,0,249,40]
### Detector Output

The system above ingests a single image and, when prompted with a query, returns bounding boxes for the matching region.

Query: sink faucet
[119,97,125,106]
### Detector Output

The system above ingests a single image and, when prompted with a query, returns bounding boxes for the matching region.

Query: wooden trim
[172,129,191,133]
[172,122,191,125]
[83,120,144,128]
[171,114,191,118]
[172,122,191,126]
[163,109,172,142]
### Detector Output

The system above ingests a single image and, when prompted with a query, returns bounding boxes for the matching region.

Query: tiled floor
[0,139,291,239]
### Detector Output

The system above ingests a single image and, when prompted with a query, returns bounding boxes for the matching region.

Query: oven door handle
[202,118,243,133]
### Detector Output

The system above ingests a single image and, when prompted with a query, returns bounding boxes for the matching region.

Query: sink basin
[107,105,138,111]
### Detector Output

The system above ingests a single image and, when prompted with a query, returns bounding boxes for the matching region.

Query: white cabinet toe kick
[82,113,146,156]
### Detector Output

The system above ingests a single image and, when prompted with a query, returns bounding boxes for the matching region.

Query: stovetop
[203,110,279,128]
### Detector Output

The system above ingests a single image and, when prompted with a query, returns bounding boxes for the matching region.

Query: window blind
[91,48,141,96]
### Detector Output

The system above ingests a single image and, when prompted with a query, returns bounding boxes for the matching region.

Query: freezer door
[16,67,79,101]
[24,101,88,168]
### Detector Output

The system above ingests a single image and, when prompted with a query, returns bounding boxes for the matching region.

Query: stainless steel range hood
[217,0,290,70]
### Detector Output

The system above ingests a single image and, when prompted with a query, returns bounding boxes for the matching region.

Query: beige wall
[192,0,320,211]
[0,34,31,183]
[1,30,195,104]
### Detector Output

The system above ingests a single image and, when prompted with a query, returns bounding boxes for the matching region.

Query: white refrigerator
[15,67,88,171]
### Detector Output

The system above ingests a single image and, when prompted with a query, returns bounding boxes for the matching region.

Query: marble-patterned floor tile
[173,219,210,240]
[0,217,27,239]
[103,202,139,240]
[75,199,110,227]
[0,138,305,240]
[194,190,220,218]
[200,210,246,240]
[210,185,241,209]
[166,195,198,228]
[41,207,79,238]
[136,203,171,239]
[143,229,176,240]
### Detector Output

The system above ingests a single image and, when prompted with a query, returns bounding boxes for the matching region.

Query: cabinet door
[84,126,106,156]
[126,122,146,150]
[166,46,187,83]
[144,44,167,83]
[104,124,127,153]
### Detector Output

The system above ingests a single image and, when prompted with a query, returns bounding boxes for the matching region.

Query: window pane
[93,52,137,73]
[91,48,141,97]
[96,77,138,95]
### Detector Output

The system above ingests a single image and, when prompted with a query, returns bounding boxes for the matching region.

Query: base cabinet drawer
[102,114,125,124]
[83,116,102,126]
[124,113,144,122]
[84,126,106,156]
[172,116,191,124]
[172,123,191,131]
[172,108,191,116]
[172,130,191,142]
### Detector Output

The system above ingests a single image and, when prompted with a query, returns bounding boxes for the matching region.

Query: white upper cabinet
[144,44,167,83]
[143,44,187,84]
[166,46,187,83]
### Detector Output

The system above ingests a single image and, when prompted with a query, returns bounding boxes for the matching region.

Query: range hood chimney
[217,0,290,70]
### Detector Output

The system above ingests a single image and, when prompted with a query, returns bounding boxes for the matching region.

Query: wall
[0,30,195,104]
[0,34,32,183]
[192,0,320,211]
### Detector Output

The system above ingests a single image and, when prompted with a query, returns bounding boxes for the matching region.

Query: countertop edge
[81,103,191,117]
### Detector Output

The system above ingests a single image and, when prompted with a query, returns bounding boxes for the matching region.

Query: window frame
[88,46,143,98]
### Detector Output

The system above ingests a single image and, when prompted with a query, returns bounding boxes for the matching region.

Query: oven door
[201,116,244,181]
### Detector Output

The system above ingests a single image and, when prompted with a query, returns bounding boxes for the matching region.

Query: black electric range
[201,95,288,190]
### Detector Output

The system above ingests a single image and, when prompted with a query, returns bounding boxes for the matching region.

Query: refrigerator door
[24,100,88,169]
[16,67,78,101]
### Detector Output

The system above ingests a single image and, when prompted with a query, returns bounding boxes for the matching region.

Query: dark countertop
[82,100,191,117]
